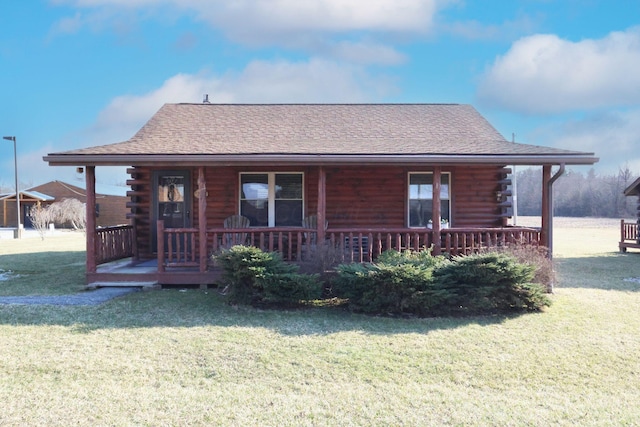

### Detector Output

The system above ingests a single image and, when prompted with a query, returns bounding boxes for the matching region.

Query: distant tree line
[513,166,637,218]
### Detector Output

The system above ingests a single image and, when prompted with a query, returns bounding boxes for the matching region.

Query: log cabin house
[44,103,598,287]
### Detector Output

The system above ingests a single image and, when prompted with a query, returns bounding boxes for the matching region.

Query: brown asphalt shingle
[55,103,587,157]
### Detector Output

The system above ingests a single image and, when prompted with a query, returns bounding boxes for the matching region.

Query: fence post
[157,220,165,273]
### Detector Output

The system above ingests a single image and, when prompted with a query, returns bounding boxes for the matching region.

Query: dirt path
[0,287,139,306]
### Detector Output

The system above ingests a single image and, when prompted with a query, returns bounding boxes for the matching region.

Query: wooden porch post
[432,167,442,255]
[86,166,97,275]
[197,167,207,274]
[317,166,326,243]
[541,165,551,249]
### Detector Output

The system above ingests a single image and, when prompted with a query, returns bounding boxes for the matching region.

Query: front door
[153,170,191,251]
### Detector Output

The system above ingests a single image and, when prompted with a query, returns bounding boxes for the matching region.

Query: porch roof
[44,103,598,167]
[0,190,55,202]
[624,177,640,196]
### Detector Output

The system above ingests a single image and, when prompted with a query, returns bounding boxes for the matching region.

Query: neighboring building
[620,177,640,252]
[0,190,54,230]
[44,103,598,286]
[0,180,129,229]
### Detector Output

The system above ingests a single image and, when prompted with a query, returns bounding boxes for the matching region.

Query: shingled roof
[45,103,598,166]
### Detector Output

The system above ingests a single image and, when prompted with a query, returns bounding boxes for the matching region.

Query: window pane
[275,200,303,226]
[409,200,432,227]
[158,175,185,202]
[409,174,432,200]
[241,174,268,200]
[440,174,450,200]
[275,174,302,199]
[241,200,269,226]
[440,201,450,222]
[241,174,268,226]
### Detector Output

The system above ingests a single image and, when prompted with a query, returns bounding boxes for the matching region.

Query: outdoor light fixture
[3,136,21,238]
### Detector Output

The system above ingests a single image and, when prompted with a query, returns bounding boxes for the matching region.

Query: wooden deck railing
[207,226,309,261]
[155,222,544,270]
[620,220,639,252]
[327,227,541,261]
[442,227,541,257]
[326,228,435,263]
[96,225,135,265]
[157,225,199,271]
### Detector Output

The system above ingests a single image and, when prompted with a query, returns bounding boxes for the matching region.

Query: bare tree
[48,198,86,232]
[28,204,52,240]
[516,166,638,218]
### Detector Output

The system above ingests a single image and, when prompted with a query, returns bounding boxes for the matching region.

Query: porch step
[86,281,159,290]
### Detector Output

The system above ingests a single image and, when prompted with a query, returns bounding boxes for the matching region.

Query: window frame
[239,172,304,227]
[407,171,451,228]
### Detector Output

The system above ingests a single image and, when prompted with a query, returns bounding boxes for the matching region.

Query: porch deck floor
[97,258,158,274]
[92,258,222,288]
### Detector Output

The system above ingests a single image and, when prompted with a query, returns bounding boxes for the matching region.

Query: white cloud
[477,27,640,114]
[529,109,640,174]
[92,72,216,138]
[225,58,395,102]
[82,58,394,146]
[192,0,438,41]
[49,0,441,62]
[52,0,440,35]
[50,11,84,35]
[327,41,407,65]
[444,15,538,42]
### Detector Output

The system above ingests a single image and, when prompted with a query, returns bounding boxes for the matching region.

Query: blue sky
[1,0,640,187]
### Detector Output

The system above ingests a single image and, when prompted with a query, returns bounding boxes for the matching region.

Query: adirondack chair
[223,215,250,247]
[302,215,328,246]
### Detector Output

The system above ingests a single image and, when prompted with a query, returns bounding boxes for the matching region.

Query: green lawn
[0,223,639,426]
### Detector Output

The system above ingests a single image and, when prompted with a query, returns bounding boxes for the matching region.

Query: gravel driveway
[0,287,140,306]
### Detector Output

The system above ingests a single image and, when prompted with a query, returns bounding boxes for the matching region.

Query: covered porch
[85,165,549,288]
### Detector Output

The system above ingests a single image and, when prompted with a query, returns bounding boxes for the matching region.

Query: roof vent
[203,94,210,104]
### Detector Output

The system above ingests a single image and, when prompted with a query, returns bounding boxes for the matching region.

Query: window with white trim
[408,172,450,227]
[240,173,303,227]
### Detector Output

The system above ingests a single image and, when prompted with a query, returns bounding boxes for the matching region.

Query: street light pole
[3,136,20,239]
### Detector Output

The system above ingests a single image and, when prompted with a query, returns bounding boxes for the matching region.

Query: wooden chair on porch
[223,215,250,247]
[301,215,329,260]
[302,215,329,245]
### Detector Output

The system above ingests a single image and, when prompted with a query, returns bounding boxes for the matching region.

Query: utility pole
[3,136,21,238]
[512,133,518,226]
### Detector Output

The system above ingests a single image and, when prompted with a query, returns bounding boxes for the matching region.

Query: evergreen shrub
[431,252,551,314]
[213,245,321,306]
[332,250,551,316]
[332,249,447,315]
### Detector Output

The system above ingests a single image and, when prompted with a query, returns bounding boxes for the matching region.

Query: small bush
[431,252,551,314]
[500,245,555,293]
[213,245,321,306]
[297,242,345,279]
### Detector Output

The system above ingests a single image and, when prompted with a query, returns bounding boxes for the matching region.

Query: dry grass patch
[1,220,640,425]
[0,232,85,295]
